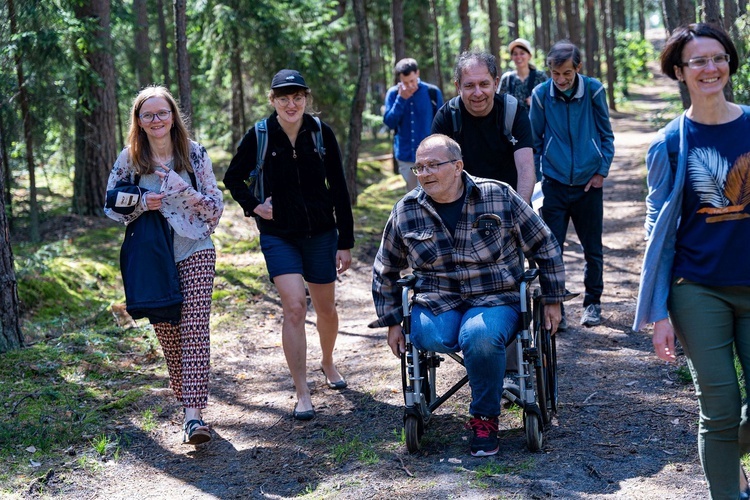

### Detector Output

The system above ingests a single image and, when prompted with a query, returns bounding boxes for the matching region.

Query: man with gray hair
[431,51,536,203]
[371,133,565,456]
[529,41,615,328]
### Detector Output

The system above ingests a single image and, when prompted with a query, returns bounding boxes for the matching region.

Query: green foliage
[613,31,654,101]
[13,228,122,326]
[731,14,750,104]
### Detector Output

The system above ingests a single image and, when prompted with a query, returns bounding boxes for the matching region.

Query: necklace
[152,153,174,167]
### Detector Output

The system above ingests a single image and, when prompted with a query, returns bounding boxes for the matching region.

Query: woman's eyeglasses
[275,95,306,107]
[681,53,730,69]
[410,159,457,175]
[139,110,172,122]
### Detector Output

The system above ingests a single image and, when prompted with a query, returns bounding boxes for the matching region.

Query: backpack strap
[427,86,439,116]
[448,96,462,140]
[500,71,515,95]
[525,69,537,96]
[502,93,519,146]
[254,119,268,201]
[663,116,681,175]
[311,116,326,160]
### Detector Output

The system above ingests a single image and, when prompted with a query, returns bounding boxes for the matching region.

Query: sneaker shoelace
[467,417,498,438]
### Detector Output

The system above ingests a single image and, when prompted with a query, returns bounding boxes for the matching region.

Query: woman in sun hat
[498,38,548,113]
[223,69,354,421]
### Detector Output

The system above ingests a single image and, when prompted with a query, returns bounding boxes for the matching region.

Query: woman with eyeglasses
[105,86,224,445]
[223,70,354,421]
[634,23,750,499]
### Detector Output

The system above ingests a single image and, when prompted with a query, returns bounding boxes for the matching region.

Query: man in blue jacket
[529,41,615,329]
[383,58,443,191]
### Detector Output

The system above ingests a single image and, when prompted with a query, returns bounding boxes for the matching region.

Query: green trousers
[669,279,750,500]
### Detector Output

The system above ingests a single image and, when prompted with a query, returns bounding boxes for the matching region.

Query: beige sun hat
[508,38,533,55]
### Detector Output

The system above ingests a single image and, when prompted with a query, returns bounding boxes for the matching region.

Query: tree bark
[134,0,153,88]
[8,0,39,240]
[599,0,617,111]
[156,0,171,87]
[0,14,23,351]
[555,0,567,41]
[508,0,519,40]
[345,0,371,205]
[391,0,405,63]
[174,0,193,132]
[585,0,599,77]
[489,0,500,59]
[540,0,552,54]
[230,23,246,148]
[0,114,11,226]
[459,0,471,52]
[72,0,117,217]
[429,0,444,92]
[565,0,582,47]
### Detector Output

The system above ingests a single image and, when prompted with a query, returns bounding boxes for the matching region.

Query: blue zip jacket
[383,80,443,163]
[530,74,615,185]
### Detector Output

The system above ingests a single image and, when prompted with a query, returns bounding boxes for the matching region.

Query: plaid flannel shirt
[371,174,566,328]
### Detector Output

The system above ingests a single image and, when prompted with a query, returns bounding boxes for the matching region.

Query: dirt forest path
[44,46,713,500]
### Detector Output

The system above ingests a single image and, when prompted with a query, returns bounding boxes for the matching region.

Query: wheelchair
[397,268,558,453]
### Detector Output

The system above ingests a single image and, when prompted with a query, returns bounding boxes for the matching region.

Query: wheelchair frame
[397,269,558,453]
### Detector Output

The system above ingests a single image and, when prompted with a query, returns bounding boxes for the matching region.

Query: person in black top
[223,70,354,421]
[431,51,535,203]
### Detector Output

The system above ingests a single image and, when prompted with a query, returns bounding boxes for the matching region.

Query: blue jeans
[410,303,521,417]
[541,176,603,306]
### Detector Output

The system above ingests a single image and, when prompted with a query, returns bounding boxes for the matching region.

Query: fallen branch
[394,455,414,477]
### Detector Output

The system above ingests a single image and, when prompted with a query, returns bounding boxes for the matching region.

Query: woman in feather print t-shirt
[634,23,750,499]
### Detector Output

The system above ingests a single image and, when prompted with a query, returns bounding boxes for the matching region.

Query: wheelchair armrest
[520,269,539,283]
[397,274,418,289]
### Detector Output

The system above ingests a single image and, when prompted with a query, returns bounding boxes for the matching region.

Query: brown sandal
[182,419,211,445]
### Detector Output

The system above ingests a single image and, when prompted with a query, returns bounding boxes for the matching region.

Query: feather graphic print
[690,149,750,222]
[687,147,729,207]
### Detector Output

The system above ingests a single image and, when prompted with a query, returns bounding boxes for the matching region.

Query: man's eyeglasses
[139,110,172,122]
[681,53,730,69]
[410,159,458,175]
[275,95,306,107]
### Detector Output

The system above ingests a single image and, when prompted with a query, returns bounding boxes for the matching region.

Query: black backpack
[447,93,519,146]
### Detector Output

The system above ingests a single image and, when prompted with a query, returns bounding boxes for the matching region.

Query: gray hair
[417,134,463,161]
[546,41,582,69]
[453,51,498,84]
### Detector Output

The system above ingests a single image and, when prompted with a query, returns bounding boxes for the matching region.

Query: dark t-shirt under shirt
[431,94,533,189]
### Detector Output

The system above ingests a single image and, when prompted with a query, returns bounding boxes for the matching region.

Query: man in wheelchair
[371,134,566,457]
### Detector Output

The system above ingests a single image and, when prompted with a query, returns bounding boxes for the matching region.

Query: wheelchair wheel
[545,332,559,415]
[404,415,423,453]
[532,299,551,425]
[524,412,543,452]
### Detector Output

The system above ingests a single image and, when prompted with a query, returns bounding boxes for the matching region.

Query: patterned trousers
[153,248,216,409]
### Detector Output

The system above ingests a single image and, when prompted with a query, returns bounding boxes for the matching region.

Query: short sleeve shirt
[432,94,533,188]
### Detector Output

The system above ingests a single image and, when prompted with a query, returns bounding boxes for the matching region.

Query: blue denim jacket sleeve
[633,115,685,331]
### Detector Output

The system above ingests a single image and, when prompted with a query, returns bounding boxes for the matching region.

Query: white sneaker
[580,304,602,327]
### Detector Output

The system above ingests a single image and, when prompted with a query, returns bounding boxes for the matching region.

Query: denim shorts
[260,229,338,284]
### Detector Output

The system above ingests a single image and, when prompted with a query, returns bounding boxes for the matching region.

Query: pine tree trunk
[0,142,22,353]
[345,0,371,205]
[391,0,405,63]
[459,0,471,51]
[134,0,153,88]
[429,0,444,92]
[8,0,39,241]
[72,0,117,217]
[489,0,500,59]
[174,0,193,132]
[156,0,171,87]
